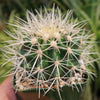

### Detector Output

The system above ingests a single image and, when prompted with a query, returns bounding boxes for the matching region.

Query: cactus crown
[2,6,96,99]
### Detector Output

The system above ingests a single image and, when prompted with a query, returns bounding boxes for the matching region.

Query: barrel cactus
[2,6,96,100]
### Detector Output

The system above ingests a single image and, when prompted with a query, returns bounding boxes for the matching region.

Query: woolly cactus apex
[2,6,97,99]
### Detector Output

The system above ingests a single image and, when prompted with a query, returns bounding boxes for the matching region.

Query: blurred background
[0,0,100,100]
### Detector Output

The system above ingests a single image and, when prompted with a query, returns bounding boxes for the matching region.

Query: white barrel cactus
[1,6,96,99]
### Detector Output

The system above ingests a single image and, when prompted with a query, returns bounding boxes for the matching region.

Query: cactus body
[2,6,96,99]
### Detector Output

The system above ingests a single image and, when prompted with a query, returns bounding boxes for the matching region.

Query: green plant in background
[0,9,19,82]
[1,6,97,100]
